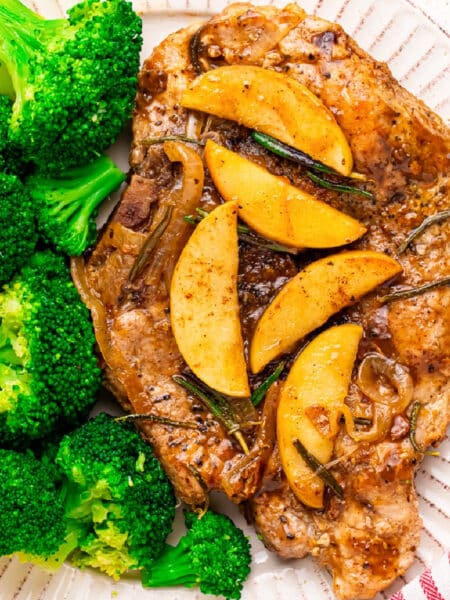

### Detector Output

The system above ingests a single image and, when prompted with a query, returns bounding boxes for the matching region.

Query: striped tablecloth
[390,553,450,600]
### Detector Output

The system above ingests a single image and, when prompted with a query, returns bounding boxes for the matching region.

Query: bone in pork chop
[72,3,450,599]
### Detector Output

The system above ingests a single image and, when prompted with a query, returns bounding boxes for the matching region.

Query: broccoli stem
[143,539,198,588]
[48,157,124,232]
[29,155,125,255]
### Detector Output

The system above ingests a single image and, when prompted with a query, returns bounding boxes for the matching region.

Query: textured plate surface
[1,1,449,599]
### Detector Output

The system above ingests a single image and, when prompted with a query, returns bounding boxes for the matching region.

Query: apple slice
[170,200,250,397]
[181,65,353,175]
[278,323,363,508]
[250,250,402,373]
[204,140,366,249]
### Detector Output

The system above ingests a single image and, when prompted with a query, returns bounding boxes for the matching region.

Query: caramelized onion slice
[161,141,205,288]
[344,353,414,443]
[343,403,392,443]
[357,352,414,412]
[127,141,205,294]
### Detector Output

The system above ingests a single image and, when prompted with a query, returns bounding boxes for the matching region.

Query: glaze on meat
[72,4,449,599]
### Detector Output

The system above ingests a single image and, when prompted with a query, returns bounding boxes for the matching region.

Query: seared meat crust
[73,4,449,599]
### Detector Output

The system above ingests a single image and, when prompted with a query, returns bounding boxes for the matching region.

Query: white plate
[1,2,449,599]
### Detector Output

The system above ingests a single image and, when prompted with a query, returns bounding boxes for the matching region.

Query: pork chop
[72,3,450,599]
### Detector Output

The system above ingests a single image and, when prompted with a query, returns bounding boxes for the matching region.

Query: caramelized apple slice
[170,201,250,397]
[250,250,402,373]
[181,65,353,175]
[204,140,366,249]
[278,323,363,508]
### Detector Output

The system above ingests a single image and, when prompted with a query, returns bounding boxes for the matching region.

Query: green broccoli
[56,412,176,580]
[0,95,31,177]
[0,95,12,172]
[0,250,101,446]
[142,509,252,600]
[26,155,125,256]
[0,448,77,568]
[0,0,142,173]
[0,172,38,283]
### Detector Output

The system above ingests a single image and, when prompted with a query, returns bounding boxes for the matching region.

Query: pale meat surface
[72,3,450,600]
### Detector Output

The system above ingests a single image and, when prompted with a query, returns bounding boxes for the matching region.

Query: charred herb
[293,438,344,499]
[184,207,298,254]
[252,131,372,198]
[115,413,198,429]
[398,209,450,254]
[252,131,330,172]
[189,26,209,74]
[306,171,373,198]
[141,136,205,147]
[173,374,254,454]
[379,277,450,304]
[128,205,173,283]
[409,401,440,456]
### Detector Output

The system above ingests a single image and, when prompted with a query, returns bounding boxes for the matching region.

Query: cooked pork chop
[72,3,450,599]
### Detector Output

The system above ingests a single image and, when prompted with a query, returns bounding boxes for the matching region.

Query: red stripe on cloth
[389,592,405,600]
[419,569,446,600]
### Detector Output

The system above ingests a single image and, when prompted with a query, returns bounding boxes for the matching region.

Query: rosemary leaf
[398,209,450,254]
[409,401,440,456]
[238,232,299,254]
[307,171,373,198]
[184,215,197,226]
[128,205,173,283]
[252,131,324,171]
[142,136,205,147]
[251,361,285,406]
[173,374,250,454]
[293,438,344,499]
[184,208,298,255]
[252,131,369,181]
[115,413,198,429]
[379,277,450,304]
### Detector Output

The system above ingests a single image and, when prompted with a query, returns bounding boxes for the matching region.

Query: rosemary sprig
[251,131,372,197]
[173,374,250,454]
[398,209,450,254]
[379,277,450,304]
[409,401,440,456]
[252,131,330,172]
[115,413,198,429]
[251,361,286,406]
[184,208,299,255]
[128,205,173,283]
[293,438,344,499]
[306,171,373,198]
[141,136,205,147]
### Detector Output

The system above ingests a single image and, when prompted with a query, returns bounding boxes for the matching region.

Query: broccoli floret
[0,95,31,177]
[142,510,252,600]
[0,172,37,284]
[0,448,75,567]
[0,0,142,173]
[56,413,176,580]
[26,155,125,256]
[0,96,12,173]
[0,250,101,446]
